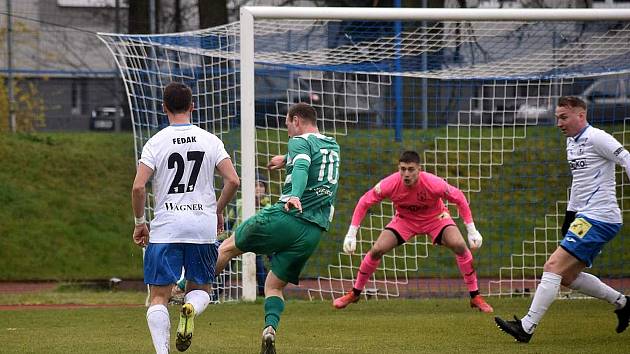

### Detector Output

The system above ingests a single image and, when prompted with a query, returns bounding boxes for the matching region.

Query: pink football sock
[456,249,478,292]
[353,252,381,291]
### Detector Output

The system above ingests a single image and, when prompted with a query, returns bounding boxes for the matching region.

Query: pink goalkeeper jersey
[351,171,473,226]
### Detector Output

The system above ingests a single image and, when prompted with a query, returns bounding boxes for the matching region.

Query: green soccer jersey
[277,132,340,231]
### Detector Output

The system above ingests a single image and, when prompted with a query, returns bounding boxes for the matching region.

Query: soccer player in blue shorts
[495,96,630,343]
[132,82,240,353]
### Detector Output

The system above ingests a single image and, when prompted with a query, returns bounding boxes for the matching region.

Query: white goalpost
[100,7,630,303]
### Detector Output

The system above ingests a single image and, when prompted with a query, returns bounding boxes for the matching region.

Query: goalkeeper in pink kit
[334,150,493,312]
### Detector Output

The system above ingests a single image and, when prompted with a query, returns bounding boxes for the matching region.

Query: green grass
[1,127,628,282]
[0,290,628,353]
[0,132,140,280]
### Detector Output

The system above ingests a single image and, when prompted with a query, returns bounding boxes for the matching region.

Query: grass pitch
[0,291,628,353]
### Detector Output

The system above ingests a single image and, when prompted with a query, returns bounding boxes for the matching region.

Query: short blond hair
[557,96,586,111]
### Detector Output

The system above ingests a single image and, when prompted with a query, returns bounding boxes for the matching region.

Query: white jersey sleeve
[139,139,156,170]
[591,129,630,182]
[566,126,625,223]
[591,129,629,166]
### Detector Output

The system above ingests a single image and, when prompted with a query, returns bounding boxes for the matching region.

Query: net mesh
[99,17,630,301]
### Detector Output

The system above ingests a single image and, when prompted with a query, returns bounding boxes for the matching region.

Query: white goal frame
[238,7,630,301]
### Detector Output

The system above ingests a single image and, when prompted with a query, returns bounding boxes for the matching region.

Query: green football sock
[264,296,285,330]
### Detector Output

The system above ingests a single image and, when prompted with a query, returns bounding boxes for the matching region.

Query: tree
[0,78,46,132]
[129,0,150,34]
[174,0,182,32]
[199,0,228,29]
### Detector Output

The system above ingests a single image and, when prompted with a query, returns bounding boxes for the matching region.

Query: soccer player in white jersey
[495,96,630,343]
[132,82,240,353]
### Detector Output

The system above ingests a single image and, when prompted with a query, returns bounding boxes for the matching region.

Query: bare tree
[199,0,228,28]
[128,0,150,34]
[174,0,182,32]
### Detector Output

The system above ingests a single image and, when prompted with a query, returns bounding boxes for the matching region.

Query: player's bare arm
[215,157,240,234]
[131,162,153,247]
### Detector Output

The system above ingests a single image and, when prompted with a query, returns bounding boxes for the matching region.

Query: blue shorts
[144,242,218,286]
[560,214,620,267]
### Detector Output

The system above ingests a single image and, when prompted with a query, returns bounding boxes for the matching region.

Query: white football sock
[185,289,211,316]
[569,272,626,309]
[521,272,562,334]
[146,304,170,354]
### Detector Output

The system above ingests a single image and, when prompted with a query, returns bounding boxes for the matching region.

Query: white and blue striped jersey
[566,125,629,223]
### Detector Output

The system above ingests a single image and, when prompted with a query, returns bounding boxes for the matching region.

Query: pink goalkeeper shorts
[386,211,456,243]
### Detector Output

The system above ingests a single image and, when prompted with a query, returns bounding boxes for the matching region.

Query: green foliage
[0,77,46,132]
[0,132,140,280]
[0,295,627,353]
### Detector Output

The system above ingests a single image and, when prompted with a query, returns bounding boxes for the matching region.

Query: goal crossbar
[243,7,630,21]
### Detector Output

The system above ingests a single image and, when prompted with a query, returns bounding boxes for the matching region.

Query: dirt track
[0,282,57,294]
[0,303,144,311]
[0,281,143,310]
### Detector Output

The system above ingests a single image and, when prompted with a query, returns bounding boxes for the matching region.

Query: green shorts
[234,206,322,285]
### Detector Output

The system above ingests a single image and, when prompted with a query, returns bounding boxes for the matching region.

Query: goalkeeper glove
[343,225,358,254]
[465,223,483,250]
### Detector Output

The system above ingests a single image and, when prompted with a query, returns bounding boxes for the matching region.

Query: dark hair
[287,102,317,125]
[163,82,193,114]
[557,96,587,111]
[399,150,420,164]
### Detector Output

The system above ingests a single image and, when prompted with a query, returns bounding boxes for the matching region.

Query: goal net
[99,8,630,302]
